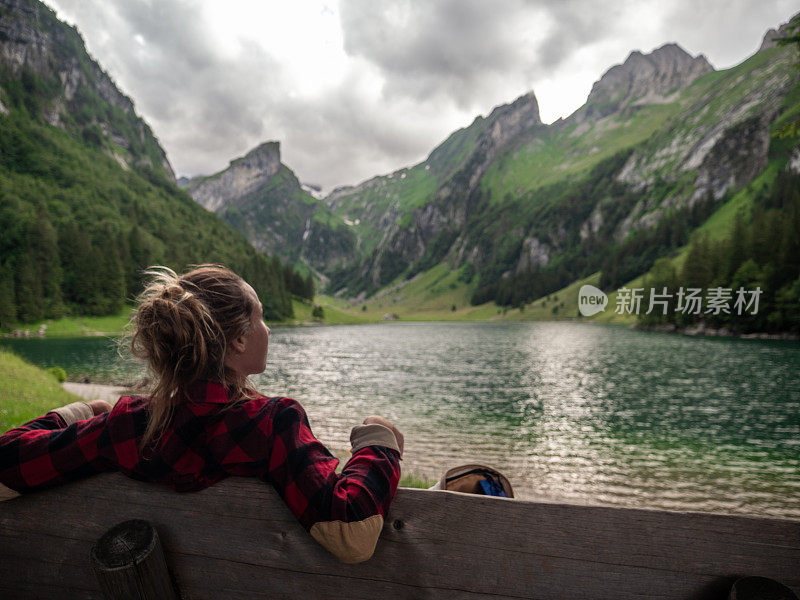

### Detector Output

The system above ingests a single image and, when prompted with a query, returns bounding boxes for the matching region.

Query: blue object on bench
[479,478,507,497]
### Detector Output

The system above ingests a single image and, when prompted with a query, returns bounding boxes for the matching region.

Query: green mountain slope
[322,23,800,332]
[0,0,295,324]
[326,93,543,265]
[0,0,174,180]
[352,75,800,334]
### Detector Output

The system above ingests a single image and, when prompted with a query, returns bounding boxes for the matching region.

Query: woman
[0,264,404,564]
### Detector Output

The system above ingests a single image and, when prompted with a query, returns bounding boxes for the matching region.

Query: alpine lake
[3,321,799,519]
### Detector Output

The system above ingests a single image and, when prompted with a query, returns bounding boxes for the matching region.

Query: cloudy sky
[45,0,797,192]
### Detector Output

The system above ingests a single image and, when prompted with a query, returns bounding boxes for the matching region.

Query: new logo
[578,285,608,316]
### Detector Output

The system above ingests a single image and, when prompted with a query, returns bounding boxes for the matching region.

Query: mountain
[0,0,174,180]
[182,141,356,276]
[0,0,295,324]
[122,9,799,334]
[324,91,544,294]
[320,22,800,311]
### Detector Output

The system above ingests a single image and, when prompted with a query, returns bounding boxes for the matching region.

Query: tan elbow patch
[350,423,400,454]
[51,401,94,426]
[310,514,384,564]
[0,482,21,501]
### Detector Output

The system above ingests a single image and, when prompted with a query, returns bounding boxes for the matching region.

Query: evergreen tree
[729,259,766,332]
[774,275,800,333]
[14,254,42,322]
[641,258,679,326]
[0,262,17,327]
[96,231,126,314]
[725,211,749,283]
[304,273,315,300]
[126,225,156,297]
[681,233,712,290]
[33,207,64,318]
[84,245,106,314]
[59,222,94,307]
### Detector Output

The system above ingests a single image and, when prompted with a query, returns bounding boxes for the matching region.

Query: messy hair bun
[130,264,257,452]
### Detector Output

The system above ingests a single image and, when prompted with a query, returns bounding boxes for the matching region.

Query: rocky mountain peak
[230,140,281,171]
[759,12,799,51]
[184,138,356,271]
[486,90,541,125]
[583,43,713,119]
[760,28,782,52]
[461,91,542,188]
[186,141,282,212]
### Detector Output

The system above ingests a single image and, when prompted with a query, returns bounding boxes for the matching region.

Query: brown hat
[430,463,514,498]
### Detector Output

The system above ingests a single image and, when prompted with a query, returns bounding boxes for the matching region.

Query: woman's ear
[229,334,247,355]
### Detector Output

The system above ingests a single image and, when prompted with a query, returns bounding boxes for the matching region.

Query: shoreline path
[62,382,127,405]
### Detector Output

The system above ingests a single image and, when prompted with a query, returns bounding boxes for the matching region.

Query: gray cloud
[531,1,629,70]
[45,1,797,192]
[48,0,287,176]
[340,0,542,110]
[659,0,799,67]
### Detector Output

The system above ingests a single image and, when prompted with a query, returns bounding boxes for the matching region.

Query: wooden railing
[1,472,798,599]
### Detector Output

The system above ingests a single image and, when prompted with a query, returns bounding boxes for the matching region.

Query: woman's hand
[363,415,404,456]
[87,400,113,416]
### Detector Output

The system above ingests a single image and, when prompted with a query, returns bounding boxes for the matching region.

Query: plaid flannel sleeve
[218,397,402,563]
[0,401,111,499]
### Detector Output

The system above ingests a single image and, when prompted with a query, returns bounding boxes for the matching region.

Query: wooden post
[90,519,178,600]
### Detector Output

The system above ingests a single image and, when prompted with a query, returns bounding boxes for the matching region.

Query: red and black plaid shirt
[0,381,402,534]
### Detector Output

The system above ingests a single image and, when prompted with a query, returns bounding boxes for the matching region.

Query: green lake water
[2,321,799,518]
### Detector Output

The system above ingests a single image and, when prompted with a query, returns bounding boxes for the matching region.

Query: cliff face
[609,39,796,242]
[0,0,175,180]
[186,142,282,212]
[184,142,356,273]
[759,15,797,52]
[440,91,542,199]
[326,91,543,290]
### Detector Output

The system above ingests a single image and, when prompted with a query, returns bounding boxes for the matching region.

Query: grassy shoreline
[1,280,635,339]
[2,290,793,342]
[3,253,793,340]
[0,348,84,432]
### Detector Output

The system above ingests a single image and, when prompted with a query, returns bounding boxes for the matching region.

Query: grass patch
[482,102,680,201]
[399,472,437,489]
[329,163,438,254]
[6,297,375,337]
[46,306,134,337]
[282,297,372,326]
[0,348,83,432]
[1,305,135,338]
[693,165,777,242]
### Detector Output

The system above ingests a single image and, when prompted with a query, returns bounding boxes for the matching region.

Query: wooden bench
[1,472,798,599]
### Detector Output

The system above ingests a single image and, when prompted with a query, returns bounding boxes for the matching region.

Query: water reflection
[2,322,798,518]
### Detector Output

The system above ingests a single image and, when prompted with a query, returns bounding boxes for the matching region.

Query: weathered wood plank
[0,472,798,599]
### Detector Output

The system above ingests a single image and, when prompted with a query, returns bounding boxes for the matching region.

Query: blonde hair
[128,264,259,453]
